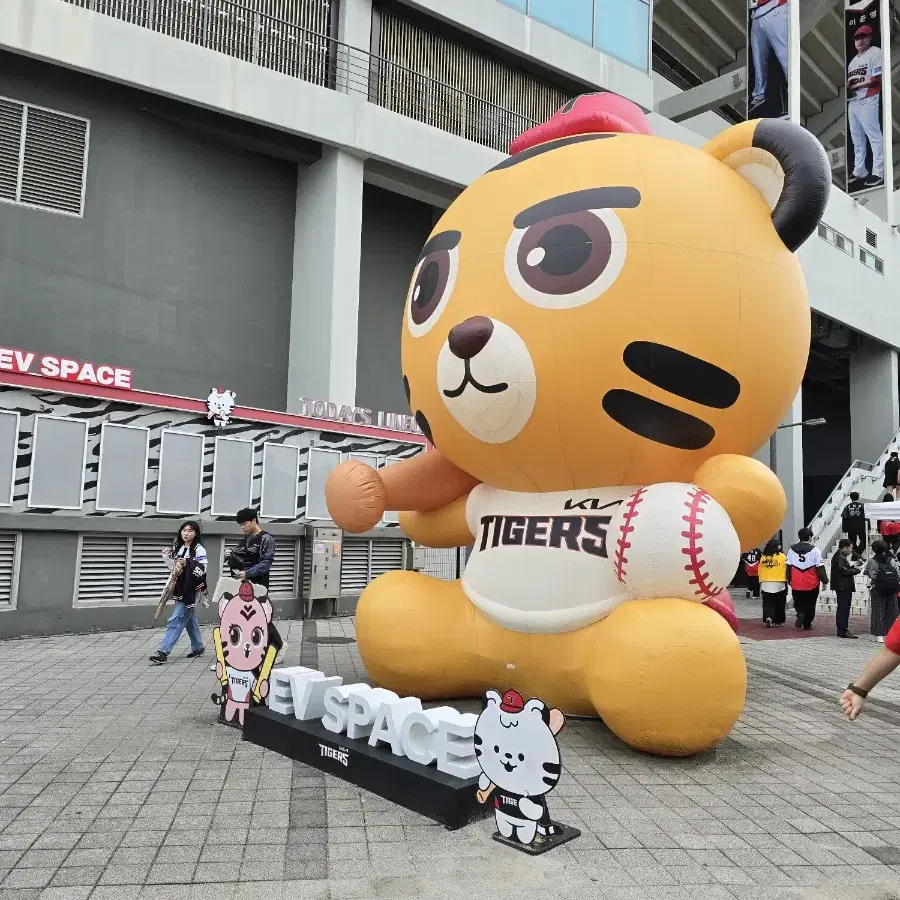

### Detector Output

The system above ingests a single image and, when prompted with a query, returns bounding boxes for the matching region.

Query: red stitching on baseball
[614,488,647,583]
[681,487,721,598]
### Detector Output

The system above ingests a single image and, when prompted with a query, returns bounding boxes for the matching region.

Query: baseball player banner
[747,0,791,120]
[844,0,886,194]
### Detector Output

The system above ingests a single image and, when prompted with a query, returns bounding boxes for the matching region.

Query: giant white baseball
[609,483,740,602]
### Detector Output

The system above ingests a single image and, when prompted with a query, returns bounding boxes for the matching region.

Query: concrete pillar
[849,339,900,465]
[336,0,372,95]
[769,389,804,541]
[787,0,801,124]
[286,148,365,412]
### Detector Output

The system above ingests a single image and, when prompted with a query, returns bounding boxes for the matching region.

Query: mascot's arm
[326,449,480,534]
[693,454,786,552]
[519,797,543,821]
[399,495,474,548]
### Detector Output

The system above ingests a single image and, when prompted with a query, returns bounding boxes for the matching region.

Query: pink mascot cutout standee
[212,579,277,727]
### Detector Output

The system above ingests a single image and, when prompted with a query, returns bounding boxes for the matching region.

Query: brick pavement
[3,604,900,900]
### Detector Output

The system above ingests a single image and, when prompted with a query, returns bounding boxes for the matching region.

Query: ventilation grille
[128,537,171,603]
[301,540,312,599]
[340,537,370,595]
[0,96,89,216]
[866,228,877,249]
[77,536,128,604]
[0,533,19,607]
[370,539,405,579]
[0,99,23,202]
[223,536,299,597]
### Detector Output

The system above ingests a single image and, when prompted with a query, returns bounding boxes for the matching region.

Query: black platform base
[493,823,581,855]
[243,707,491,830]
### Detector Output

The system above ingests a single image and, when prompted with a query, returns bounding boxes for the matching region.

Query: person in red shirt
[841,616,900,719]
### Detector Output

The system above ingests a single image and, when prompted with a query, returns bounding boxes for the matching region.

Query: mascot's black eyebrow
[417,230,461,262]
[514,187,641,229]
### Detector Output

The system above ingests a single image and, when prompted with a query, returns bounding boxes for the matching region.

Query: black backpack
[874,562,900,595]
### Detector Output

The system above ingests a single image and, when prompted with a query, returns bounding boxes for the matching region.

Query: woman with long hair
[149,520,208,665]
[866,539,900,644]
[758,538,788,627]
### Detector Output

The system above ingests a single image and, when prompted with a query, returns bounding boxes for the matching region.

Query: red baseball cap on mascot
[499,690,525,713]
[510,91,652,155]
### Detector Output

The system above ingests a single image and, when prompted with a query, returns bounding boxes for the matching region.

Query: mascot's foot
[584,598,747,757]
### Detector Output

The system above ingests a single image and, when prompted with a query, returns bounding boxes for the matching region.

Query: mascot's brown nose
[448,316,493,360]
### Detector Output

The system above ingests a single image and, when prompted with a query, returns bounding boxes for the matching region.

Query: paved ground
[4,596,900,900]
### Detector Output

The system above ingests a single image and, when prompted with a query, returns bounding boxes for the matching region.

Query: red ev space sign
[0,346,133,389]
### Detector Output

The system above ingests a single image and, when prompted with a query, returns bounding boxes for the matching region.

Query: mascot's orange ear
[702,119,830,252]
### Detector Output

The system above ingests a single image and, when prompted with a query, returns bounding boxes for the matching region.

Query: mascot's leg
[354,571,486,698]
[356,571,601,708]
[581,598,746,757]
[495,811,515,839]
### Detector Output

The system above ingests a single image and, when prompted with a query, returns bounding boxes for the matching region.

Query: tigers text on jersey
[227,666,256,704]
[786,543,823,591]
[848,46,882,100]
[463,485,635,634]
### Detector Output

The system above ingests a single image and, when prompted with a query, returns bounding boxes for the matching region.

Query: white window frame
[156,429,204,515]
[27,414,89,510]
[260,442,300,520]
[211,436,254,517]
[0,94,91,219]
[304,447,343,520]
[95,422,151,513]
[381,456,404,524]
[348,451,380,468]
[0,410,19,507]
[0,532,22,611]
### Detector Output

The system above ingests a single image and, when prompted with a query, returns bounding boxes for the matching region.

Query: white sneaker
[877,636,885,643]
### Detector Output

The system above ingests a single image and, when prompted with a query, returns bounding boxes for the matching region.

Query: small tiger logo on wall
[206,388,236,428]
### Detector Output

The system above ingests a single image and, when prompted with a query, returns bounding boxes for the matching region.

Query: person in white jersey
[748,0,789,114]
[846,23,884,188]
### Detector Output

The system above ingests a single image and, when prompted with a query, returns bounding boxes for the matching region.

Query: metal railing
[64,0,537,154]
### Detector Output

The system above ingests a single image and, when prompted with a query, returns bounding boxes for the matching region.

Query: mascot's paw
[325,460,386,533]
[584,598,746,756]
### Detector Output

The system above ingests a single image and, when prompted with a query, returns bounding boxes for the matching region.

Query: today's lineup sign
[267,666,479,780]
[0,345,133,389]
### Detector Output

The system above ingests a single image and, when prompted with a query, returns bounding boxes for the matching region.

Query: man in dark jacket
[831,539,861,639]
[229,508,284,659]
[841,491,868,559]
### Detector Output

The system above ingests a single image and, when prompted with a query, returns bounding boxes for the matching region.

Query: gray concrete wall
[849,338,900,466]
[356,185,435,414]
[0,52,297,410]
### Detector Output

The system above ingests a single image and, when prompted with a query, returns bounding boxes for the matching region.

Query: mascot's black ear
[702,118,831,252]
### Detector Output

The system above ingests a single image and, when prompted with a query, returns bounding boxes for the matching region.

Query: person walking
[841,491,868,559]
[758,538,787,627]
[149,520,208,665]
[228,508,284,661]
[877,492,900,553]
[840,615,900,720]
[786,528,828,631]
[884,452,900,500]
[866,539,900,644]
[831,538,861,639]
[742,547,761,599]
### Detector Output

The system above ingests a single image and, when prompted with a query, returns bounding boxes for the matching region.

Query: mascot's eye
[251,627,264,646]
[494,745,500,753]
[228,624,241,645]
[406,234,460,338]
[518,753,525,762]
[505,208,626,309]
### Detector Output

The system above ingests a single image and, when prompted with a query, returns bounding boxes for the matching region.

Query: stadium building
[0,0,897,633]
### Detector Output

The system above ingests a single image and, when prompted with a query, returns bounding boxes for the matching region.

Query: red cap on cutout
[499,690,525,713]
[239,581,254,600]
[510,92,652,155]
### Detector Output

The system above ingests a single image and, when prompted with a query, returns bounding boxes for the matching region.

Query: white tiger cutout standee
[474,689,577,850]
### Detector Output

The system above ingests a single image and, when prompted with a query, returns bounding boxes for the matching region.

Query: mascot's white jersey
[463,485,636,634]
[227,667,256,703]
